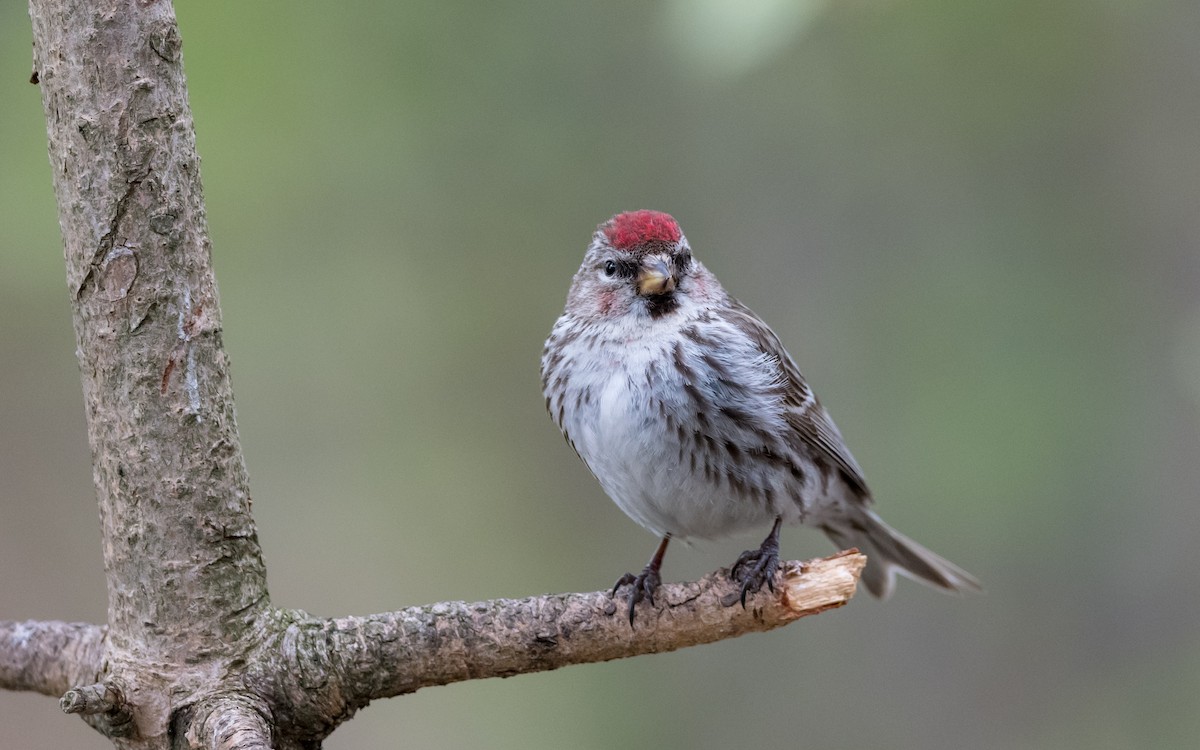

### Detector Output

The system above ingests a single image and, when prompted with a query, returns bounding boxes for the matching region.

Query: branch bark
[3,552,864,747]
[0,620,105,697]
[179,694,273,750]
[243,552,866,742]
[321,551,864,700]
[8,1,867,747]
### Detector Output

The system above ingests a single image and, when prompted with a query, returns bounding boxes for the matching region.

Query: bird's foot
[729,544,780,607]
[612,564,662,626]
[729,517,783,607]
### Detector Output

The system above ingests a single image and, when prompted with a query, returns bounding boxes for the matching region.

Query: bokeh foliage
[3,1,1198,747]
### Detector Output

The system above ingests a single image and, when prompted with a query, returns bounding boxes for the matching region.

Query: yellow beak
[636,257,676,296]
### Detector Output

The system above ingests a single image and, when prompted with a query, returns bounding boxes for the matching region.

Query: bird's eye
[603,260,618,277]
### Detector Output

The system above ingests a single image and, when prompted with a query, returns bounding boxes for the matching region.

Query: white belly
[560,336,783,539]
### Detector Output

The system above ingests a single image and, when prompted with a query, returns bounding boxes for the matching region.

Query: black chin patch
[644,292,679,319]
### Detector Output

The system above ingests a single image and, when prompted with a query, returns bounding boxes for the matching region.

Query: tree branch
[369,552,865,694]
[60,681,122,715]
[350,552,865,698]
[2,553,864,746]
[180,694,273,750]
[251,551,864,736]
[0,620,105,697]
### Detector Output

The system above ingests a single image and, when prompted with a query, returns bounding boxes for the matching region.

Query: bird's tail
[822,507,981,599]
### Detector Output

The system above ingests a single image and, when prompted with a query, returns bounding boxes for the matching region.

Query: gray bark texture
[3,1,866,748]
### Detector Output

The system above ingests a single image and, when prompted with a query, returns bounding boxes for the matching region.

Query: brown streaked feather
[721,297,872,500]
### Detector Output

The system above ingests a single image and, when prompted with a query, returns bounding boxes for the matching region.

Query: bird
[540,210,980,623]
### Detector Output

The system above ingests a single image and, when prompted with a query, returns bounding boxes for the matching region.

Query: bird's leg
[612,535,671,626]
[730,516,783,607]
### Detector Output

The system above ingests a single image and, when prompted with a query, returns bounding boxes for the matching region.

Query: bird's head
[566,210,706,321]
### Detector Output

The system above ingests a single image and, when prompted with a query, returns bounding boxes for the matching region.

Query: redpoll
[541,210,980,623]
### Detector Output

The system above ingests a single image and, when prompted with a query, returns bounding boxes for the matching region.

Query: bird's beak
[636,257,676,296]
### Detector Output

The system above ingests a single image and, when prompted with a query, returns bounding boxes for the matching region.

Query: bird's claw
[729,540,780,607]
[612,565,662,626]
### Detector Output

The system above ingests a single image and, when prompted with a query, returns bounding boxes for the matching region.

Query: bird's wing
[721,297,872,499]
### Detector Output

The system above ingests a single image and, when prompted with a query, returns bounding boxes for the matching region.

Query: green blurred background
[3,0,1199,747]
